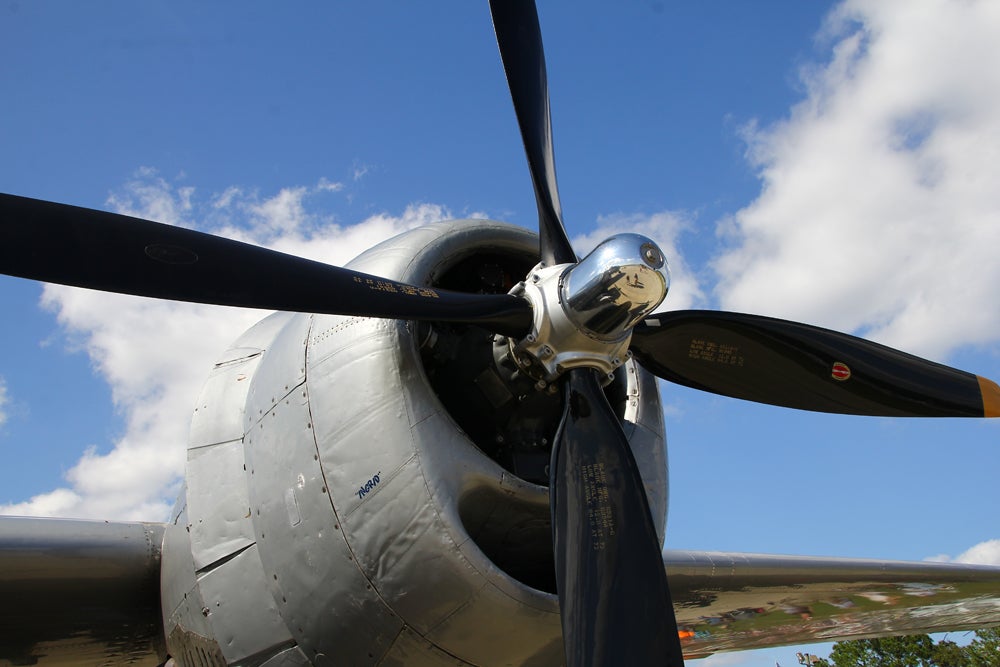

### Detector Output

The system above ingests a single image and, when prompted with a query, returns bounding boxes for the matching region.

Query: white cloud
[573,210,706,312]
[352,162,370,182]
[106,166,196,225]
[0,171,446,521]
[714,0,1000,361]
[261,203,457,265]
[929,539,1000,566]
[1,489,87,519]
[316,177,343,193]
[955,539,1000,565]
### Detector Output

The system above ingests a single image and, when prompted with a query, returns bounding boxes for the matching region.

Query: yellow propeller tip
[979,376,1000,418]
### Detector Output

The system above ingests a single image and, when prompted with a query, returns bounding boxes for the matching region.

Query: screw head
[640,242,665,269]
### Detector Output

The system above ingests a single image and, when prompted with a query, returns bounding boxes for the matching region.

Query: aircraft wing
[0,516,167,666]
[666,549,1000,659]
[6,517,1000,665]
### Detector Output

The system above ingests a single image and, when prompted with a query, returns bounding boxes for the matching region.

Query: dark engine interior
[419,249,629,485]
[417,246,629,594]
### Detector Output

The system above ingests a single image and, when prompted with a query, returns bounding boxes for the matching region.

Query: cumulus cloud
[0,171,448,520]
[573,210,706,312]
[714,0,1000,361]
[955,539,1000,566]
[927,539,1000,566]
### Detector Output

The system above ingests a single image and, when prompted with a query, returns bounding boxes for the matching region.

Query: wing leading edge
[0,516,167,666]
[4,518,998,664]
[665,550,1000,659]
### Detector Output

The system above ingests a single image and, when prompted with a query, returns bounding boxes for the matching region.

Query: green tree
[827,634,937,667]
[933,639,971,667]
[965,628,1000,667]
[814,630,1000,667]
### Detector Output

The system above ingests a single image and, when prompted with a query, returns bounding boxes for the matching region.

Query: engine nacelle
[160,220,668,666]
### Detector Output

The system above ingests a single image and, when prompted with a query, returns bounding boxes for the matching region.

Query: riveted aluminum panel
[397,406,570,664]
[188,350,262,451]
[424,579,564,667]
[308,315,417,521]
[161,497,218,650]
[229,311,298,356]
[197,544,293,664]
[187,438,256,572]
[245,365,403,666]
[343,453,482,635]
[162,312,300,666]
[400,408,556,612]
[166,572,226,667]
[325,220,627,664]
[376,626,468,667]
[307,306,493,638]
[161,495,192,623]
[243,313,312,432]
[187,309,294,458]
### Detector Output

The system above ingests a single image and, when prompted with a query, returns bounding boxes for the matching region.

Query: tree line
[804,629,1000,666]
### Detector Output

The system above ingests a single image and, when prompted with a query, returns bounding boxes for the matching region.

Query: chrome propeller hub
[507,233,670,383]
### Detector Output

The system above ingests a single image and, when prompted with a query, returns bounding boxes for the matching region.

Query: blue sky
[2,1,999,664]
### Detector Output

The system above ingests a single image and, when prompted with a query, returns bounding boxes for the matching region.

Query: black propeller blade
[490,3,686,665]
[550,368,686,667]
[0,194,533,338]
[489,0,576,267]
[631,310,1000,418]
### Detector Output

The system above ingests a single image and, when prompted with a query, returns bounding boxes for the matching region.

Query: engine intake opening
[458,484,555,594]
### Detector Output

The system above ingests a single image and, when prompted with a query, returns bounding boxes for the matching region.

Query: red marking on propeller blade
[831,362,851,381]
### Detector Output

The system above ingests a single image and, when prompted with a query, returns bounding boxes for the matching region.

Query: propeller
[551,368,686,666]
[630,311,1000,418]
[489,0,575,267]
[489,2,996,665]
[0,193,532,338]
[490,1,686,665]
